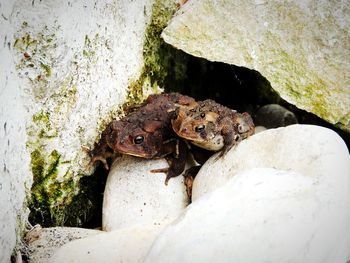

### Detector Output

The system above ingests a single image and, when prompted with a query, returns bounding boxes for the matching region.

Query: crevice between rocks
[27,35,349,231]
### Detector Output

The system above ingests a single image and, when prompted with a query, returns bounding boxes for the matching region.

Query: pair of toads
[90,92,255,187]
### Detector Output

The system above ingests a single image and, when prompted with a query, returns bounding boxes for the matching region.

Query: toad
[172,99,255,156]
[89,92,195,184]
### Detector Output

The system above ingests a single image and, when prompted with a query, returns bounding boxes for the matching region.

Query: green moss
[264,41,335,122]
[32,110,50,125]
[31,110,58,139]
[82,34,98,60]
[126,0,188,104]
[13,23,60,100]
[302,81,330,120]
[28,148,79,226]
[13,33,38,51]
[40,62,52,77]
[30,149,45,183]
[263,30,350,127]
[84,35,91,46]
[27,108,79,226]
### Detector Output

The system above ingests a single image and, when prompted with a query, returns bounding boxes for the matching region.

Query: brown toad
[172,99,255,156]
[90,92,195,184]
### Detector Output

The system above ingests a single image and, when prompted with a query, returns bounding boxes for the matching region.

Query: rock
[255,104,298,128]
[27,227,101,263]
[162,0,350,131]
[192,124,349,201]
[145,165,350,263]
[145,125,350,262]
[102,155,189,231]
[253,125,267,134]
[50,224,164,263]
[0,0,179,260]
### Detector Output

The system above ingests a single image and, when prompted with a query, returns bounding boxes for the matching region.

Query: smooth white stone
[253,125,267,134]
[192,124,349,201]
[28,227,101,263]
[50,224,164,263]
[102,155,189,231]
[145,165,350,263]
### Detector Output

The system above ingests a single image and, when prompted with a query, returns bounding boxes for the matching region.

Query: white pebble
[103,155,189,231]
[50,224,164,263]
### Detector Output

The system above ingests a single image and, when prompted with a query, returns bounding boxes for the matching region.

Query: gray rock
[162,0,350,131]
[255,104,298,128]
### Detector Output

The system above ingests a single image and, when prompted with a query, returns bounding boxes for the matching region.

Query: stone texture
[0,0,178,260]
[255,104,298,128]
[27,227,101,263]
[103,156,189,231]
[162,0,350,131]
[49,224,164,263]
[145,150,350,263]
[192,124,350,201]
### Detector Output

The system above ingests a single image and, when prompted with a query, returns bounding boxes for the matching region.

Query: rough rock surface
[27,227,101,263]
[103,156,189,231]
[145,125,350,262]
[0,0,178,260]
[49,224,164,263]
[162,0,350,131]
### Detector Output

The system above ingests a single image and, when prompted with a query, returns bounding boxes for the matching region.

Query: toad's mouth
[115,148,157,159]
[188,134,224,151]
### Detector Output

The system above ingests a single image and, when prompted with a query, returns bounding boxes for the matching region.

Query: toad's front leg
[87,136,113,170]
[150,139,188,185]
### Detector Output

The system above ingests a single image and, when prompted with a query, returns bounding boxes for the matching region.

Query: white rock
[253,125,267,134]
[103,155,189,231]
[28,227,101,263]
[192,124,350,201]
[0,0,177,260]
[145,165,350,262]
[50,224,164,263]
[162,0,350,130]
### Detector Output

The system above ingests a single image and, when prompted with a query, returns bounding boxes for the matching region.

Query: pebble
[102,155,189,231]
[255,104,298,128]
[50,224,164,263]
[27,227,101,263]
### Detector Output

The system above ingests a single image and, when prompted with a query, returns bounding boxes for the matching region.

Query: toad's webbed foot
[90,155,111,170]
[86,139,114,170]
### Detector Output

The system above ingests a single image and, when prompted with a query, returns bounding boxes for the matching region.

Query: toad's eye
[195,124,205,133]
[200,112,205,118]
[134,135,144,144]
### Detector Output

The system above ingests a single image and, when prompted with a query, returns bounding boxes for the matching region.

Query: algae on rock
[17,0,188,227]
[162,0,350,131]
